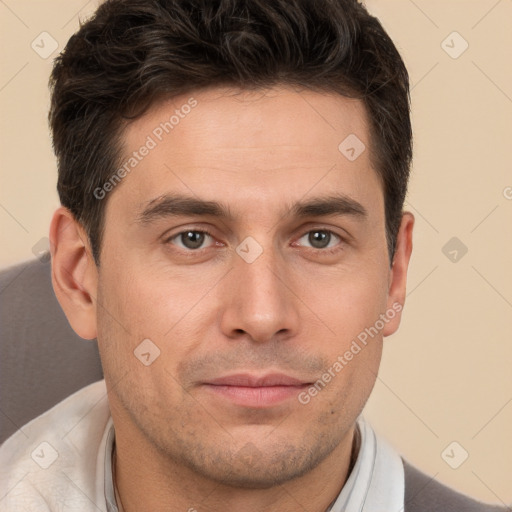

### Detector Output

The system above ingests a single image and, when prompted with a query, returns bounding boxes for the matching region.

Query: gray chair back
[0,258,103,444]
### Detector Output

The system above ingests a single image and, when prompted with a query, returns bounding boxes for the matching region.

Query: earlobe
[382,211,414,337]
[49,207,98,340]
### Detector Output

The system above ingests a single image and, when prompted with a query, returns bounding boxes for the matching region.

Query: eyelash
[165,228,217,251]
[294,230,344,255]
[165,228,345,254]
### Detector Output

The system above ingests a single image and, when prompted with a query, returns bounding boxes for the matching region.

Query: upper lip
[204,373,310,387]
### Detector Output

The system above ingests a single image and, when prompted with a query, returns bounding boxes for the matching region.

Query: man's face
[94,86,403,487]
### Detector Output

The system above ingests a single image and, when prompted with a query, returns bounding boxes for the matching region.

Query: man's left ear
[383,211,414,337]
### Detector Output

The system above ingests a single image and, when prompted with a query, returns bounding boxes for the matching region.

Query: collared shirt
[0,380,404,511]
[327,417,404,511]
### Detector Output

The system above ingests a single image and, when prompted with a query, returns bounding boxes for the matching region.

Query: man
[0,0,507,510]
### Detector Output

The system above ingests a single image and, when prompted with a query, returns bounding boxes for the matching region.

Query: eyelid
[294,229,343,248]
[162,225,348,253]
[295,220,351,239]
[161,222,217,241]
[164,227,217,250]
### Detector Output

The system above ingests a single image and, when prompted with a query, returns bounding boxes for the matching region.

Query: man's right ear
[49,207,98,340]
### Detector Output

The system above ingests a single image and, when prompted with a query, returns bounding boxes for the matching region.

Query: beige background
[1,0,511,505]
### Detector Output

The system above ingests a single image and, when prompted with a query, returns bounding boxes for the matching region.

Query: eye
[296,230,342,250]
[167,230,215,250]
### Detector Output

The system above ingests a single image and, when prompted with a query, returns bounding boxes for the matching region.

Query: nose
[219,243,300,344]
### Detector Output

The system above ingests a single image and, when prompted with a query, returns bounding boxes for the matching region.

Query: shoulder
[403,458,509,512]
[0,380,111,512]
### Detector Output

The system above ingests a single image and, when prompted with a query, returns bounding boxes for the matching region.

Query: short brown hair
[49,0,412,265]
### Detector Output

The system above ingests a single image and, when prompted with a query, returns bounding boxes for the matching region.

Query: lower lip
[202,384,310,407]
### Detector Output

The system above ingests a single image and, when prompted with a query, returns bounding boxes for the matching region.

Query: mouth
[201,373,312,408]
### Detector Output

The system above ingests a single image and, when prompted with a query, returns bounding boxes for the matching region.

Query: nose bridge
[220,237,299,342]
[241,245,282,304]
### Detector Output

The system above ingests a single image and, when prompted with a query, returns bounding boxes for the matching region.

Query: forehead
[109,85,382,221]
[125,85,371,158]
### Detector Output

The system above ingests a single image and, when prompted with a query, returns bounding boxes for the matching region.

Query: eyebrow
[136,193,368,225]
[137,194,233,224]
[289,194,368,220]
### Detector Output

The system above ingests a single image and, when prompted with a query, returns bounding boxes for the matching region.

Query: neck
[113,423,359,512]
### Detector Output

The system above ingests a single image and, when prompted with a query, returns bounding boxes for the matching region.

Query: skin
[50,85,414,512]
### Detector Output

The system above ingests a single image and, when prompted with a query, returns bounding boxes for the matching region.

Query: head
[50,0,414,489]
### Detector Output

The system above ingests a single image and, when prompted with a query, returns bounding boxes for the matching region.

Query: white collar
[327,416,404,511]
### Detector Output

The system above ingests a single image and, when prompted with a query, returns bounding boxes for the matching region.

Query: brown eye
[297,230,341,250]
[308,231,331,248]
[169,230,213,250]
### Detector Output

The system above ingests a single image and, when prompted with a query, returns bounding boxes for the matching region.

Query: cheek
[303,334,383,427]
[97,260,208,339]
[300,267,389,344]
[95,271,190,417]
[95,262,219,386]
[295,271,387,414]
[291,266,386,405]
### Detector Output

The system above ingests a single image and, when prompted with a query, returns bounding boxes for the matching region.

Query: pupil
[309,231,330,248]
[182,231,204,249]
